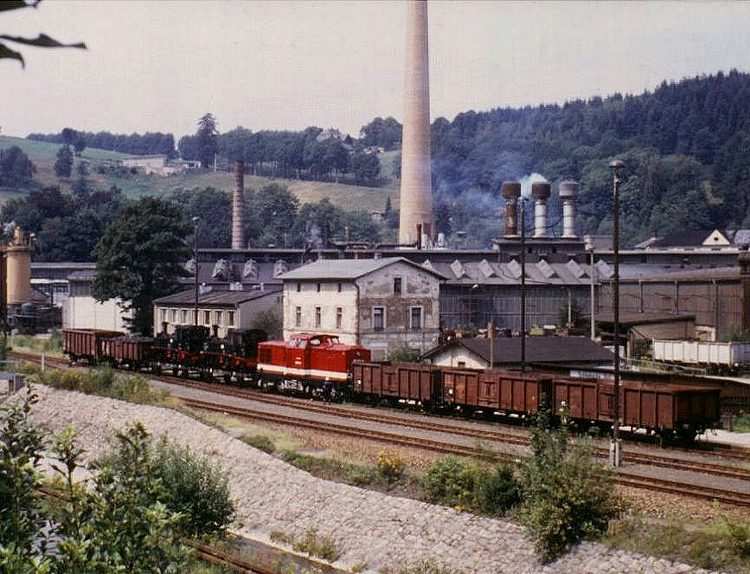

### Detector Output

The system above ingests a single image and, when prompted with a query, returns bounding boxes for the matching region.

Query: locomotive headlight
[448,388,454,395]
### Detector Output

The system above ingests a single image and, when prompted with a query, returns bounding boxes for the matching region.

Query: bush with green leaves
[422,456,483,509]
[0,388,235,572]
[0,387,50,571]
[518,409,621,562]
[475,464,520,515]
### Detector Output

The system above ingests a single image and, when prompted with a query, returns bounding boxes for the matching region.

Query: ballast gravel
[23,387,716,574]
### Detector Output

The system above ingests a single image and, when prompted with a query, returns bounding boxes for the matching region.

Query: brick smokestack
[231,160,245,250]
[398,0,434,248]
[501,181,521,237]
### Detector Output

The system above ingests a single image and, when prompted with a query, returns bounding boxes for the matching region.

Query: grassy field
[0,135,398,213]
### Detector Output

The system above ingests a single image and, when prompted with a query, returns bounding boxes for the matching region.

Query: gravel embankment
[22,387,716,574]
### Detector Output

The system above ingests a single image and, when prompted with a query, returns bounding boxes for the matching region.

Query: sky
[3,0,750,139]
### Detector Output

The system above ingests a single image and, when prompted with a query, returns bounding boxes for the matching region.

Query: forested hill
[429,70,750,242]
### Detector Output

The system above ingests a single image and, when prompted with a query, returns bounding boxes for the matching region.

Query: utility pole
[589,245,596,341]
[609,160,624,468]
[193,216,200,326]
[520,196,526,373]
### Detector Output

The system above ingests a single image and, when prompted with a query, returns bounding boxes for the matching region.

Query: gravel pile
[23,387,716,574]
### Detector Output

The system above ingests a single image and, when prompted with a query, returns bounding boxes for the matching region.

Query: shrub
[475,465,520,515]
[241,434,276,454]
[292,527,340,562]
[377,450,405,482]
[387,345,421,362]
[422,456,482,508]
[518,409,620,562]
[30,365,166,405]
[381,560,464,574]
[150,439,236,538]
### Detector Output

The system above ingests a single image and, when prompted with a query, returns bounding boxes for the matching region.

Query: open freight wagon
[63,329,123,364]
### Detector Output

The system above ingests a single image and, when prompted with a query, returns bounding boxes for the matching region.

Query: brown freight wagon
[101,336,154,369]
[63,329,123,364]
[551,376,721,434]
[351,362,440,404]
[441,368,552,414]
[621,382,720,434]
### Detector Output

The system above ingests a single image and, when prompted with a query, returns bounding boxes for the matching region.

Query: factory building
[153,287,281,338]
[597,250,750,342]
[278,257,443,360]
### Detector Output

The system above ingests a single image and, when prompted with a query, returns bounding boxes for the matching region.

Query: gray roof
[424,336,614,365]
[278,257,445,281]
[154,287,280,307]
[68,270,97,282]
[424,258,595,286]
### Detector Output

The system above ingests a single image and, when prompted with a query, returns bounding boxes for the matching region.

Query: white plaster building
[279,257,444,360]
[153,287,281,337]
[62,271,132,332]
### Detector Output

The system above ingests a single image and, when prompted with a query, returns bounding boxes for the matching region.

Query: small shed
[422,336,614,370]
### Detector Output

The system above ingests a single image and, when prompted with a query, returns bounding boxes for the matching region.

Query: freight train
[61,327,721,439]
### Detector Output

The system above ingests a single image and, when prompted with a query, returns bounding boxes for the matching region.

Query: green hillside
[0,135,398,213]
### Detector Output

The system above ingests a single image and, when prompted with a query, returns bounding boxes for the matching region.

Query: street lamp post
[192,216,200,326]
[609,160,624,468]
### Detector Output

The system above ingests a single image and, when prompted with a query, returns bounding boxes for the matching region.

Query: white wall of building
[282,261,441,360]
[425,345,487,369]
[63,295,131,332]
[154,292,281,337]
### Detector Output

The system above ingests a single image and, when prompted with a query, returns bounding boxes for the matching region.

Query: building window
[203,310,211,326]
[160,309,166,323]
[296,282,301,292]
[295,306,302,327]
[215,310,223,326]
[373,306,385,331]
[180,309,188,324]
[337,283,342,293]
[315,306,322,328]
[458,361,466,368]
[410,306,423,331]
[169,309,176,323]
[317,283,321,293]
[336,307,343,329]
[227,311,235,327]
[394,277,402,295]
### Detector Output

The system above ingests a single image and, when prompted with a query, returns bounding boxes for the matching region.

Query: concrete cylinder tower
[6,227,32,306]
[231,160,245,250]
[559,180,578,239]
[531,182,551,238]
[501,181,521,238]
[398,0,434,248]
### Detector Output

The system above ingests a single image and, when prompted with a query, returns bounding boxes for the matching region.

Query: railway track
[152,373,750,481]
[179,396,750,508]
[13,351,750,499]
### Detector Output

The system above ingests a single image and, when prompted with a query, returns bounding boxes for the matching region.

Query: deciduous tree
[94,197,191,334]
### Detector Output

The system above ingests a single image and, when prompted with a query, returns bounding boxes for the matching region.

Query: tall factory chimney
[231,160,245,250]
[531,181,551,238]
[501,181,521,238]
[559,180,578,239]
[398,0,434,248]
